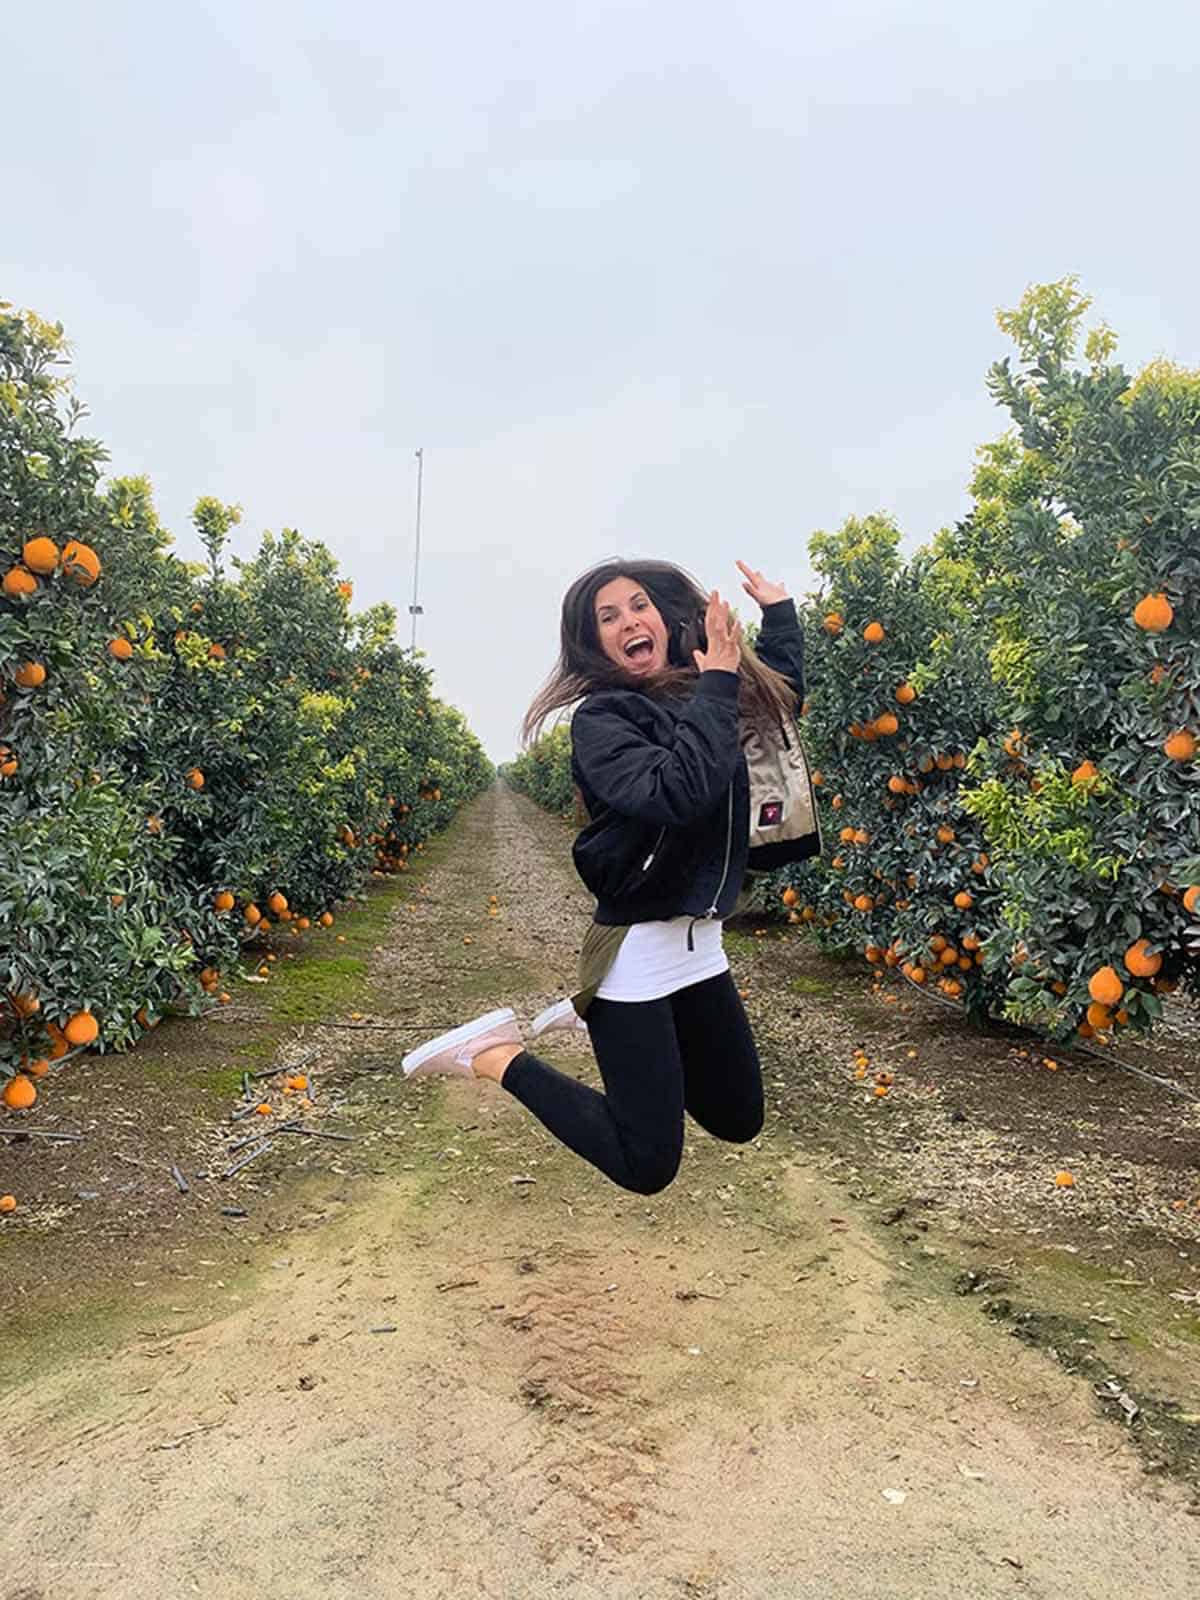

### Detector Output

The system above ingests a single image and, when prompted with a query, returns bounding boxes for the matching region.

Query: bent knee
[625,1145,682,1196]
[710,1103,764,1145]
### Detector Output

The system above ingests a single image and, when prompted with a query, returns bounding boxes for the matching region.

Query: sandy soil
[2,784,1197,1599]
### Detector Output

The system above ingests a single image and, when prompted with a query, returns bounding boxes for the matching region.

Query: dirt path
[3,784,1198,1599]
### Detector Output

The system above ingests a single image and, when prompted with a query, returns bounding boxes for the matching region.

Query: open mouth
[623,637,655,662]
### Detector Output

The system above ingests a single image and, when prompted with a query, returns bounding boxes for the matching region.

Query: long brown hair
[520,558,800,755]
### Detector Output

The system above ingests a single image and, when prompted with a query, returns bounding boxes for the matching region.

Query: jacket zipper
[641,827,666,873]
[687,786,734,951]
[708,786,734,915]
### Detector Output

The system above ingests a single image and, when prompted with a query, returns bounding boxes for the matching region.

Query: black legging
[501,970,764,1195]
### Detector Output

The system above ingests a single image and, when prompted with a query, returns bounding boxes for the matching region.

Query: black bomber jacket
[569,597,806,939]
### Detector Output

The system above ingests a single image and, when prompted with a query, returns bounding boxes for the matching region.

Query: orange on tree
[64,1009,99,1046]
[108,636,134,660]
[822,612,844,635]
[895,682,916,704]
[874,711,899,736]
[1088,966,1124,1007]
[1132,592,1173,631]
[214,890,235,912]
[1086,1001,1113,1030]
[13,661,46,688]
[61,540,100,584]
[3,1075,36,1110]
[863,620,885,643]
[268,891,288,916]
[1184,886,1200,914]
[3,565,38,597]
[1071,759,1098,784]
[244,902,262,925]
[22,536,59,573]
[319,911,334,927]
[1124,938,1162,977]
[186,767,205,789]
[953,890,974,910]
[1164,730,1196,761]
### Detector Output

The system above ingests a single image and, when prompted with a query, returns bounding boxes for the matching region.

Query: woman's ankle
[471,1042,524,1084]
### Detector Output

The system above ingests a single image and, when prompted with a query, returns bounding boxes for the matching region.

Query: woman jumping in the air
[401,556,812,1195]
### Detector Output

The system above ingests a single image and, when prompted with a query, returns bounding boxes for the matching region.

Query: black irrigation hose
[888,969,1199,1103]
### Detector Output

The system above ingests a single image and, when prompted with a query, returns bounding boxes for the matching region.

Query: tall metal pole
[409,446,424,651]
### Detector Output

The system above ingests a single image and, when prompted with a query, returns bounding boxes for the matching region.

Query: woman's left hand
[736,559,789,607]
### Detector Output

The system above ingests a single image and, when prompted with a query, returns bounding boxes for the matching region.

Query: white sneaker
[529,997,589,1040]
[402,1007,523,1078]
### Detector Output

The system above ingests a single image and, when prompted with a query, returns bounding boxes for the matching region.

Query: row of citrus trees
[0,304,493,1105]
[505,280,1199,1049]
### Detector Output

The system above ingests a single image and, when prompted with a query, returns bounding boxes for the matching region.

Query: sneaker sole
[402,1006,518,1076]
[530,999,587,1038]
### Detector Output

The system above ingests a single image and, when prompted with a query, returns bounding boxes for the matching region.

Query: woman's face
[593,576,670,680]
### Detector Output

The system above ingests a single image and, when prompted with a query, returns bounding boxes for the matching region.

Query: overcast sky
[4,2,1199,763]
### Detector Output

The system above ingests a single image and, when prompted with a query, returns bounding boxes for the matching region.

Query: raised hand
[693,590,743,674]
[736,559,789,607]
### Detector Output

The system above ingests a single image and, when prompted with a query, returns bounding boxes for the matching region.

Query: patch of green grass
[232,1037,275,1065]
[789,975,836,997]
[262,954,369,1022]
[197,1065,248,1101]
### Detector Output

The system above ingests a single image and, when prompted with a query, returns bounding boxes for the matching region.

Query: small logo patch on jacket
[758,800,784,826]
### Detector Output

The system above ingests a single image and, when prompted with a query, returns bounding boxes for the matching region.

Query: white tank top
[593,915,729,1002]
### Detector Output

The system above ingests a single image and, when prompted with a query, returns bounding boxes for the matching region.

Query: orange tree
[762,515,1006,1015]
[937,280,1200,1041]
[772,281,1199,1044]
[502,721,575,818]
[1,304,492,1101]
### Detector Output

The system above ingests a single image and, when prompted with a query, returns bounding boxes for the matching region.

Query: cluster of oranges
[822,614,886,646]
[1,537,103,783]
[1,1005,99,1109]
[367,795,434,877]
[3,534,101,599]
[1075,942,1176,1039]
[1132,590,1195,759]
